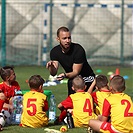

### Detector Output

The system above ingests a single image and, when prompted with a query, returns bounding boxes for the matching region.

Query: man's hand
[46,61,58,76]
[56,73,66,81]
[46,61,56,69]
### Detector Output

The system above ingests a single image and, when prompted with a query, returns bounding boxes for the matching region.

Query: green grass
[1,66,133,133]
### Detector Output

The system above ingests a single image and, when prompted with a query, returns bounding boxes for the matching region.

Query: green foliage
[1,66,133,133]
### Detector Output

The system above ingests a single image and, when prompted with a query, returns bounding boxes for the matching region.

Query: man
[46,26,95,95]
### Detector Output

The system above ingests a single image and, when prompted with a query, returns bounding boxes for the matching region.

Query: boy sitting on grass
[0,66,21,126]
[0,66,20,111]
[56,75,96,127]
[89,75,133,133]
[20,75,49,128]
[88,75,111,115]
[0,92,6,131]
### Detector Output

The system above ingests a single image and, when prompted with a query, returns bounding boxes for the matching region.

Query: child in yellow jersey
[20,75,48,128]
[57,75,96,127]
[89,75,133,133]
[88,75,111,115]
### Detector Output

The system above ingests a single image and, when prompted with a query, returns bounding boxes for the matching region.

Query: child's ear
[109,86,114,93]
[109,86,112,90]
[84,85,87,90]
[38,85,43,92]
[72,86,75,91]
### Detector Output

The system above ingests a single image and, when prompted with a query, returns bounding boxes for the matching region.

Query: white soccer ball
[2,110,11,125]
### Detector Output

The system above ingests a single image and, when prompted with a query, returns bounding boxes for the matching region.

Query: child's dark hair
[0,66,14,81]
[96,75,108,89]
[110,75,125,92]
[28,75,45,90]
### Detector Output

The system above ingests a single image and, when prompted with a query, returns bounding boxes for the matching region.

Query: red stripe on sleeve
[43,100,49,111]
[0,99,4,112]
[102,99,111,117]
[91,92,98,105]
[61,96,73,109]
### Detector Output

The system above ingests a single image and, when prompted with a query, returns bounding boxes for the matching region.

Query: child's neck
[100,87,109,92]
[4,81,11,87]
[76,89,84,92]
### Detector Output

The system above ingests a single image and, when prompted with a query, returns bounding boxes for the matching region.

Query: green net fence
[0,0,133,66]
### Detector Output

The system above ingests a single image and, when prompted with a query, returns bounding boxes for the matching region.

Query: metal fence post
[1,0,6,66]
[120,0,124,65]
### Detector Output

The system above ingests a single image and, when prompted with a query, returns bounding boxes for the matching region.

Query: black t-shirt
[50,43,94,77]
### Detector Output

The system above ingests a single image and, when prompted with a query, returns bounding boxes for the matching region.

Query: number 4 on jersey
[83,99,92,116]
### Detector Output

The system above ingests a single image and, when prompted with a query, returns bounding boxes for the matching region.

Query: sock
[59,110,67,122]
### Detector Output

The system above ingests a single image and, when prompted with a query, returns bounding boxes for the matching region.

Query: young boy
[0,66,20,109]
[20,75,49,128]
[89,75,111,115]
[89,75,133,133]
[0,66,20,129]
[57,75,96,127]
[0,66,21,126]
[0,92,6,131]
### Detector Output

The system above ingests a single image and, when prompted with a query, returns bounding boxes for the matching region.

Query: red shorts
[100,122,121,133]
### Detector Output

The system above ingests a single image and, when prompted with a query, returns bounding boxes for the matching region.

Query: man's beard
[60,43,71,53]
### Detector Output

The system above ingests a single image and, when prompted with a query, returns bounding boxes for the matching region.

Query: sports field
[1,66,133,133]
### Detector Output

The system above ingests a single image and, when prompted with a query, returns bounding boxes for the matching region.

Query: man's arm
[46,60,59,76]
[57,63,83,80]
[66,63,83,78]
